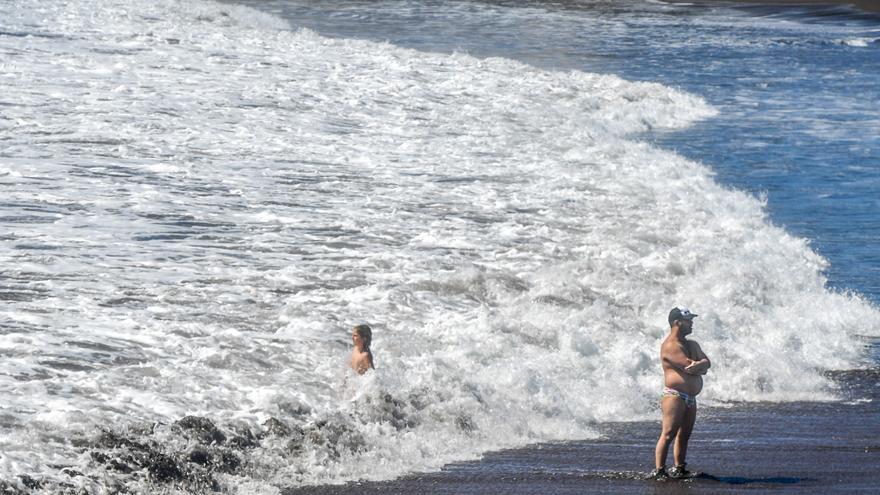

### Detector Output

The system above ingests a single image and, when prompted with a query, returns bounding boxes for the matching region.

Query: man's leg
[673,401,697,468]
[654,396,686,469]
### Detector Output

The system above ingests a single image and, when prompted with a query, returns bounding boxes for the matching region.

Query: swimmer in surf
[650,307,711,480]
[350,324,375,375]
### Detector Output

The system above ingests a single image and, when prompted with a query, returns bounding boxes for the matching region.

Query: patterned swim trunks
[662,387,696,408]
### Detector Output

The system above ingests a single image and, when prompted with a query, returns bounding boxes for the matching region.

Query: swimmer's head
[668,307,697,327]
[352,324,372,349]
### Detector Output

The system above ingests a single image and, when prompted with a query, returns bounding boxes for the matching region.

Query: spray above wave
[1,0,878,492]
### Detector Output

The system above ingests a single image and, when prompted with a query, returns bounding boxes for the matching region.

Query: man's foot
[668,463,691,479]
[646,467,668,480]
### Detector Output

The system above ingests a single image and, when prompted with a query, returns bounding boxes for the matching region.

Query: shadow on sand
[586,470,810,485]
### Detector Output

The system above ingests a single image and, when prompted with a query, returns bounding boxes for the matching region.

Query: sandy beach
[283,370,880,494]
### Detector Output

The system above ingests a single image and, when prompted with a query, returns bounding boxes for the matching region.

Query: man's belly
[664,371,703,396]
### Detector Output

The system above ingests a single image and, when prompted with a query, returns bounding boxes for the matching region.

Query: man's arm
[662,341,696,372]
[684,342,710,375]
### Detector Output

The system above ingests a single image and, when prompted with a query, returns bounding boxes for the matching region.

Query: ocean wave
[835,36,879,46]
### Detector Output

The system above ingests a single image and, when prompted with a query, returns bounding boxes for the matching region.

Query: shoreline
[664,0,880,13]
[283,370,879,494]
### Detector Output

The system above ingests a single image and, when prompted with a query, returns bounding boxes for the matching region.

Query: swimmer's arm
[662,342,696,373]
[684,342,711,375]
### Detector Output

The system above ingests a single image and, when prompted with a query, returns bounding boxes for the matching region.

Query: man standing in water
[651,307,711,480]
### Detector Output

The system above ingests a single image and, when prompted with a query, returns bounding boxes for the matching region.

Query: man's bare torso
[661,339,704,396]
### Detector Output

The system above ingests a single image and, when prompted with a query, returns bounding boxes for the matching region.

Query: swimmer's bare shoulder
[350,349,374,375]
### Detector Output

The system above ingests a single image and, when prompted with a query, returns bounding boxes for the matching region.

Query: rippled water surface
[238,0,880,301]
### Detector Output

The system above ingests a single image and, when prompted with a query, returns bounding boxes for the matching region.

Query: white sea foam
[1,0,878,492]
[836,37,878,47]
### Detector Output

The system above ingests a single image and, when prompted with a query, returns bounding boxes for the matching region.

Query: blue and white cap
[668,307,698,326]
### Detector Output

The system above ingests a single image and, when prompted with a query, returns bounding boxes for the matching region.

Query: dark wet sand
[284,370,880,495]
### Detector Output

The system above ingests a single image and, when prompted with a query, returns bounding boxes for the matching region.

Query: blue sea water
[240,0,880,303]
